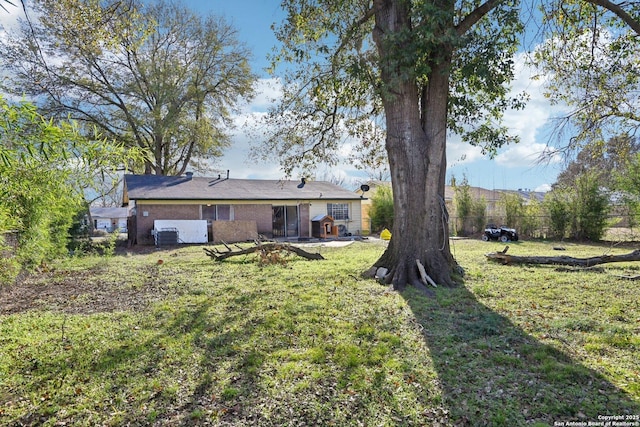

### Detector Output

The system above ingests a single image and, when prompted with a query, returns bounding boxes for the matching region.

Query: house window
[327,203,349,220]
[217,205,231,221]
[202,205,233,221]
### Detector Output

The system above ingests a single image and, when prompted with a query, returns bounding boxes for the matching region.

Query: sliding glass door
[272,205,298,238]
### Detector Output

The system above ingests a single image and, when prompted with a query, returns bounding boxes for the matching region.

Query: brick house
[123,174,363,245]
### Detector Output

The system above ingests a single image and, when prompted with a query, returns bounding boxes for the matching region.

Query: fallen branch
[554,266,605,273]
[612,274,640,280]
[486,248,640,267]
[203,242,324,261]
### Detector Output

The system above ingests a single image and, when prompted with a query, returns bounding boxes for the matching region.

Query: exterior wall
[94,217,128,232]
[95,218,112,231]
[309,200,362,236]
[299,203,310,238]
[132,199,361,244]
[360,202,371,235]
[135,203,200,245]
[117,218,128,231]
[233,204,273,235]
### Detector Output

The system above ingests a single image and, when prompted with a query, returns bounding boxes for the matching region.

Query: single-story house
[122,173,363,245]
[90,207,129,232]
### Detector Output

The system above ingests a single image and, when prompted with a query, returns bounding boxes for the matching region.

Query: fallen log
[485,247,640,267]
[203,242,324,261]
[612,274,640,280]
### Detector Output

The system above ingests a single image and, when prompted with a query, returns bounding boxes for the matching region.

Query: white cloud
[535,183,552,192]
[0,13,562,190]
[446,133,486,167]
[243,78,282,113]
[505,58,559,134]
[0,2,24,34]
[495,142,556,167]
[222,55,566,188]
[488,54,566,170]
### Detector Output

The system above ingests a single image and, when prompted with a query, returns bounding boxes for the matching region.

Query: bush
[499,192,524,230]
[452,176,485,236]
[571,172,610,241]
[544,172,610,241]
[369,185,394,232]
[544,192,571,239]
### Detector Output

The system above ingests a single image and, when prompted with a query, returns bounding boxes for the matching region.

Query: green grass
[1,239,639,426]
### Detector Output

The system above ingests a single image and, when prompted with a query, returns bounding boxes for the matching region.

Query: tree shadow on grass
[6,255,638,426]
[402,283,640,426]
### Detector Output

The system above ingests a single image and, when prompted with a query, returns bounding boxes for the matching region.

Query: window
[202,205,232,221]
[217,205,231,221]
[327,203,349,220]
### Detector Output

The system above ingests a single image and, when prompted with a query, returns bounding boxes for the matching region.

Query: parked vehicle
[482,224,518,242]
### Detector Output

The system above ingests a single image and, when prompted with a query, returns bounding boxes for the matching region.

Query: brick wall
[233,204,273,236]
[136,204,200,245]
[133,201,321,245]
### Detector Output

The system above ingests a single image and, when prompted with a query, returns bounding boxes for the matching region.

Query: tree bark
[371,0,456,290]
[485,248,640,267]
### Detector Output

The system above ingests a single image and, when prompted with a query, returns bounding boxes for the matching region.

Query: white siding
[308,200,362,236]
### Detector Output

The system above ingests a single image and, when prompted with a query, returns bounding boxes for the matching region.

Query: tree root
[366,260,440,296]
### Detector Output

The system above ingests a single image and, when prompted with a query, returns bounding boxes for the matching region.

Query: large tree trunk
[372,0,456,289]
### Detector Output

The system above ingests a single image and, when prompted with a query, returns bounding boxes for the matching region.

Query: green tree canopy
[369,185,394,232]
[1,0,256,175]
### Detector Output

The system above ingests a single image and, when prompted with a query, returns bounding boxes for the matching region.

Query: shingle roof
[123,174,362,202]
[90,207,129,218]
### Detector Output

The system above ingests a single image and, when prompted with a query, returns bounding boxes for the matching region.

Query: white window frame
[327,203,349,220]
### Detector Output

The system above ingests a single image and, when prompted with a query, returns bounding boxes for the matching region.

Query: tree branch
[455,0,504,36]
[203,242,325,261]
[584,0,640,36]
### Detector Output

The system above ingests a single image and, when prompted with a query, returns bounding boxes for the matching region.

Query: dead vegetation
[203,241,325,264]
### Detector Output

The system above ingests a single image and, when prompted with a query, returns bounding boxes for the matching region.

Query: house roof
[90,207,129,218]
[311,214,334,222]
[123,174,362,203]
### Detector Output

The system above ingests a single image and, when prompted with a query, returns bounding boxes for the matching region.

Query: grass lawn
[0,238,638,426]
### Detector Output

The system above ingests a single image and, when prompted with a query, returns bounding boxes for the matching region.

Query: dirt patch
[0,265,170,316]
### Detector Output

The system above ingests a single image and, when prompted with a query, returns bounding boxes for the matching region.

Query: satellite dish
[360,184,370,192]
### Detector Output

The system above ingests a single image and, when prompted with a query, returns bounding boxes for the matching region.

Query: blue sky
[0,1,566,191]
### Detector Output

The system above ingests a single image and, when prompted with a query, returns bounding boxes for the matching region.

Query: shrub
[544,191,571,240]
[452,176,485,236]
[369,185,394,232]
